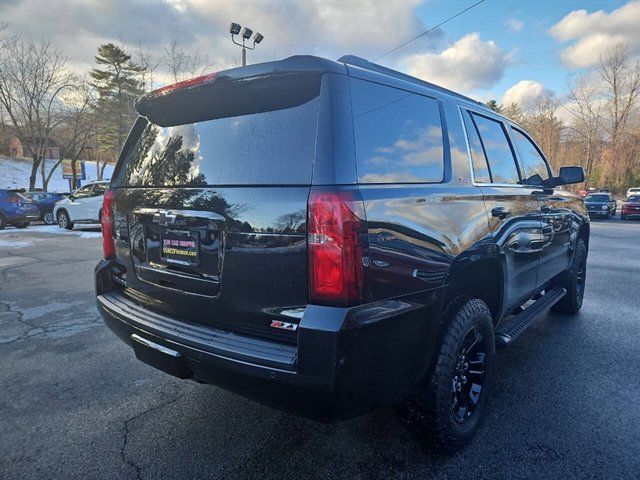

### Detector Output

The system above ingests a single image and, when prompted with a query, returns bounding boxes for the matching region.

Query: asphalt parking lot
[1,219,639,479]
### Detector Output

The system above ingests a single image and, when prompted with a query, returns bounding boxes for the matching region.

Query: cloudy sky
[2,0,639,106]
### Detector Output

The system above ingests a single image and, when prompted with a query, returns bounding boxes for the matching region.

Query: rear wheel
[42,210,55,225]
[400,297,495,452]
[0,214,6,230]
[552,238,587,314]
[14,221,30,229]
[57,210,74,230]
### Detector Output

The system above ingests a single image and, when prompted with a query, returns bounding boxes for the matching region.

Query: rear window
[113,74,322,187]
[350,78,444,184]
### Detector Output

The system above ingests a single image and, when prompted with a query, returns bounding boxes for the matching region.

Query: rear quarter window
[350,78,444,184]
[470,113,520,185]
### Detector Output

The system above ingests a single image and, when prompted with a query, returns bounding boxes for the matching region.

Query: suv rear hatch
[109,67,326,343]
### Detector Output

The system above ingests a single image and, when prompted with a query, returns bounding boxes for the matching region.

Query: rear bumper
[96,259,442,421]
[1,210,36,223]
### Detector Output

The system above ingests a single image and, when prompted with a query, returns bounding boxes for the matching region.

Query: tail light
[101,189,115,259]
[307,189,369,307]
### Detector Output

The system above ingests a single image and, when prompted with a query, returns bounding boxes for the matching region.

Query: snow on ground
[0,156,114,192]
[0,224,102,246]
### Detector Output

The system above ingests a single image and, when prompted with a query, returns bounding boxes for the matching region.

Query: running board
[495,287,566,348]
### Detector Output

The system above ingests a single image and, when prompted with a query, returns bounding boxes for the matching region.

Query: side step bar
[495,287,566,348]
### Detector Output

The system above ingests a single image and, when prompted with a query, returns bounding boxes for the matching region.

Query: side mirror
[557,166,585,186]
[68,195,75,201]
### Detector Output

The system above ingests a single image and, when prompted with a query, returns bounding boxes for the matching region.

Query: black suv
[96,55,589,451]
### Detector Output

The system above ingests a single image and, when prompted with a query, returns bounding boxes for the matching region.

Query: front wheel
[0,214,6,230]
[400,297,495,452]
[57,210,74,230]
[14,221,30,228]
[552,238,587,314]
[42,210,55,225]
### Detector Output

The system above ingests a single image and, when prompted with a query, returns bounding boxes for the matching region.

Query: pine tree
[89,44,143,155]
[486,99,502,113]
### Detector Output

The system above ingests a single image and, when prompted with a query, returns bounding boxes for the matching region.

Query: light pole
[229,22,264,66]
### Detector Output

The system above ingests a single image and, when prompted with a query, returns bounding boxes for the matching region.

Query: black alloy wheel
[451,326,487,423]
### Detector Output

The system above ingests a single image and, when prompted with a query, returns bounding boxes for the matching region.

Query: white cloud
[506,19,524,32]
[2,0,434,86]
[550,1,640,68]
[404,33,509,92]
[502,80,553,108]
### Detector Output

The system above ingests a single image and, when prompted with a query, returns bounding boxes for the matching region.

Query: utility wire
[373,0,488,62]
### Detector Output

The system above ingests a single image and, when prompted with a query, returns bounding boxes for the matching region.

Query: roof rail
[337,54,484,107]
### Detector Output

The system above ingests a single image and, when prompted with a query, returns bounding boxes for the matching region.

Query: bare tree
[54,79,99,189]
[564,74,604,188]
[163,38,208,83]
[135,41,159,92]
[598,44,640,188]
[0,36,75,190]
[523,95,563,169]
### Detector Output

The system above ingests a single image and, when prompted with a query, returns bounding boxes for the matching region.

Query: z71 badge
[270,320,298,331]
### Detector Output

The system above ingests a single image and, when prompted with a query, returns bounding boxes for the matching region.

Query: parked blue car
[0,189,40,229]
[26,191,66,225]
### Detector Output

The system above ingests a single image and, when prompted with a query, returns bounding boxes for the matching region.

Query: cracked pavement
[1,219,639,479]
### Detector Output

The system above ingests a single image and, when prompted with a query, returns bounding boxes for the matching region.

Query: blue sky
[3,0,639,108]
[411,0,633,100]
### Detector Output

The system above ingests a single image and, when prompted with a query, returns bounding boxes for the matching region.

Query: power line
[373,0,488,62]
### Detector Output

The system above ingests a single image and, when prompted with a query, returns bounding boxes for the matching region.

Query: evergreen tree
[486,99,502,113]
[89,44,143,155]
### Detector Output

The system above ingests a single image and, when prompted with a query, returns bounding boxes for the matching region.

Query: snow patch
[0,156,113,192]
[0,224,102,239]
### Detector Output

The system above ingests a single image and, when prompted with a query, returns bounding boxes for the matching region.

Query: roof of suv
[136,54,498,119]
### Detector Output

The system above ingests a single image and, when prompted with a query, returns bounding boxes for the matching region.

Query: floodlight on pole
[229,21,265,66]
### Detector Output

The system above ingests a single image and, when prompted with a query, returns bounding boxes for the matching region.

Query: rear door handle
[491,206,510,219]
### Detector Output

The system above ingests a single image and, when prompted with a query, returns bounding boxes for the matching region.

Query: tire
[551,238,587,314]
[57,210,74,230]
[42,210,55,225]
[0,214,6,230]
[400,297,495,453]
[14,221,30,228]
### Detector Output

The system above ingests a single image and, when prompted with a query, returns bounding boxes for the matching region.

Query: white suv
[54,181,109,230]
[627,187,640,199]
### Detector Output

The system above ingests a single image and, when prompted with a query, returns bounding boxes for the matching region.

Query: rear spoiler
[135,55,345,124]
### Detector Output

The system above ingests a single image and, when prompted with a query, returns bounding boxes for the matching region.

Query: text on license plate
[161,229,199,266]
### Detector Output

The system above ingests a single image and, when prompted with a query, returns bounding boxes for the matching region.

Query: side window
[74,185,92,198]
[91,184,107,196]
[351,79,444,184]
[511,128,550,184]
[471,113,520,184]
[462,112,491,183]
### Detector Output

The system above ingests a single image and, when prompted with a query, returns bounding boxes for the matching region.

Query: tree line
[0,24,208,190]
[1,23,637,194]
[486,44,639,194]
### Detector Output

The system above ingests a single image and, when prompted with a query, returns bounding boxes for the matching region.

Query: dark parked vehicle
[584,192,616,218]
[96,55,589,451]
[0,189,39,229]
[25,191,65,225]
[621,195,640,220]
